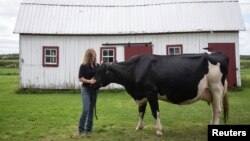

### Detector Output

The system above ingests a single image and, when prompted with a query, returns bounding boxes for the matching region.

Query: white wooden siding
[20,32,240,89]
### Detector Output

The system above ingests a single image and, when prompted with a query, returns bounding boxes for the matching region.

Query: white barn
[14,0,245,89]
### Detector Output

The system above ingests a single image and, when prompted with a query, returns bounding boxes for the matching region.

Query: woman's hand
[79,77,96,84]
[89,78,96,84]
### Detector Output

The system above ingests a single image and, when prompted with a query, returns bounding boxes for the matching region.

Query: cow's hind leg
[147,91,163,136]
[136,103,147,131]
[210,84,224,125]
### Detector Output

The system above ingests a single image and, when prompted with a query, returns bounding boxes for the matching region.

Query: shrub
[0,60,19,67]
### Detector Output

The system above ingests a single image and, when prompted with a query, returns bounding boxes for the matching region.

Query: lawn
[0,68,250,141]
[0,67,19,75]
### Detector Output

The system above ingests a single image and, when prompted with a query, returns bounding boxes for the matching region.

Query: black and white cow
[95,52,229,136]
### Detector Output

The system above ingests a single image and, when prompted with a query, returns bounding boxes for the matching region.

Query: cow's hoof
[156,130,163,136]
[135,125,144,131]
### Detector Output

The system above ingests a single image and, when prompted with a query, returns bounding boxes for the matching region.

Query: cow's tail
[223,79,229,124]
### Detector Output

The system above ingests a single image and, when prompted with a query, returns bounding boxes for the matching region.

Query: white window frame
[167,45,183,55]
[100,47,116,63]
[42,46,59,67]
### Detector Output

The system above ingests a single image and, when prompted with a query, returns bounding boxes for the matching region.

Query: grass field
[0,68,250,141]
[0,67,19,75]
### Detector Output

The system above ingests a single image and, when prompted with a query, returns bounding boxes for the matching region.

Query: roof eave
[15,30,242,36]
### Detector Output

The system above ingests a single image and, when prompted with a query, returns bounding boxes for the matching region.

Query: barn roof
[13,0,245,35]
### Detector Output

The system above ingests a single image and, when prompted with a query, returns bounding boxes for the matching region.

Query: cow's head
[95,62,112,87]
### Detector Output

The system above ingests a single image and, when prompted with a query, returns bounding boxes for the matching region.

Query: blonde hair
[83,48,97,65]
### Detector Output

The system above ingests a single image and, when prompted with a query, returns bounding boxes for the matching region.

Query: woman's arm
[79,77,96,84]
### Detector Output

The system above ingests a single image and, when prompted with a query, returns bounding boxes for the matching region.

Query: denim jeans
[78,86,98,133]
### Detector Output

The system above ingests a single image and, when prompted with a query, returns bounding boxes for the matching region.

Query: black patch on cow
[156,54,209,104]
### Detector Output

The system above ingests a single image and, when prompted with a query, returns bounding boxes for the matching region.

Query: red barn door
[208,43,237,87]
[124,44,152,60]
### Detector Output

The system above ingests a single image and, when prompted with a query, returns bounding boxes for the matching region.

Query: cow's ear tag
[106,71,109,75]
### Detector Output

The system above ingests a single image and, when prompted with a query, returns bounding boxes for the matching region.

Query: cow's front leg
[147,91,163,136]
[155,111,162,136]
[136,103,147,131]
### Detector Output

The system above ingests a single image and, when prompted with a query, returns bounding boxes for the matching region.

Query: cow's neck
[109,63,133,87]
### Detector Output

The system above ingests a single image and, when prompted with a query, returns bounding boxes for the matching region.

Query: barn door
[124,44,152,60]
[208,43,237,87]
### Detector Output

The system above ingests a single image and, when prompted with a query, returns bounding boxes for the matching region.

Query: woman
[78,48,99,136]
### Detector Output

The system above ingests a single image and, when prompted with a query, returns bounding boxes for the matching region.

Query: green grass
[0,67,19,75]
[0,69,250,141]
[240,60,250,69]
[241,68,250,87]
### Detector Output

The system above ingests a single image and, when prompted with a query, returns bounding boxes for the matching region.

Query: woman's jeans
[78,86,98,133]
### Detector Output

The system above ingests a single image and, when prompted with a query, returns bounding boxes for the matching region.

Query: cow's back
[148,54,209,103]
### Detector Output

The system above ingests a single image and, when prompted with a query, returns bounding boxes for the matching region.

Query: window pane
[51,50,56,56]
[46,50,50,55]
[103,50,108,56]
[51,57,56,63]
[46,57,50,63]
[175,48,180,54]
[109,50,113,56]
[103,57,108,62]
[169,48,175,55]
[109,57,113,62]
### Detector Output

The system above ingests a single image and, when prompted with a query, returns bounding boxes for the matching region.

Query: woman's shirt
[78,63,98,87]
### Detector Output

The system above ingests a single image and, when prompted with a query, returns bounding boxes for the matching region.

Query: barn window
[42,46,59,67]
[100,47,116,63]
[167,45,183,55]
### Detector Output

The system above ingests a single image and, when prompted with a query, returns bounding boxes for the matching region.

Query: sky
[0,0,250,55]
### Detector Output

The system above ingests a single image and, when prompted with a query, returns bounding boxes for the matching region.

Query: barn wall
[19,32,240,89]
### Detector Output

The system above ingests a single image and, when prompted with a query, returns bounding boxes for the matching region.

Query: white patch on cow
[179,61,224,124]
[198,76,212,102]
[206,51,212,55]
[156,111,163,136]
[135,112,144,131]
[179,61,223,105]
[206,62,224,124]
[135,98,148,106]
[201,61,223,104]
